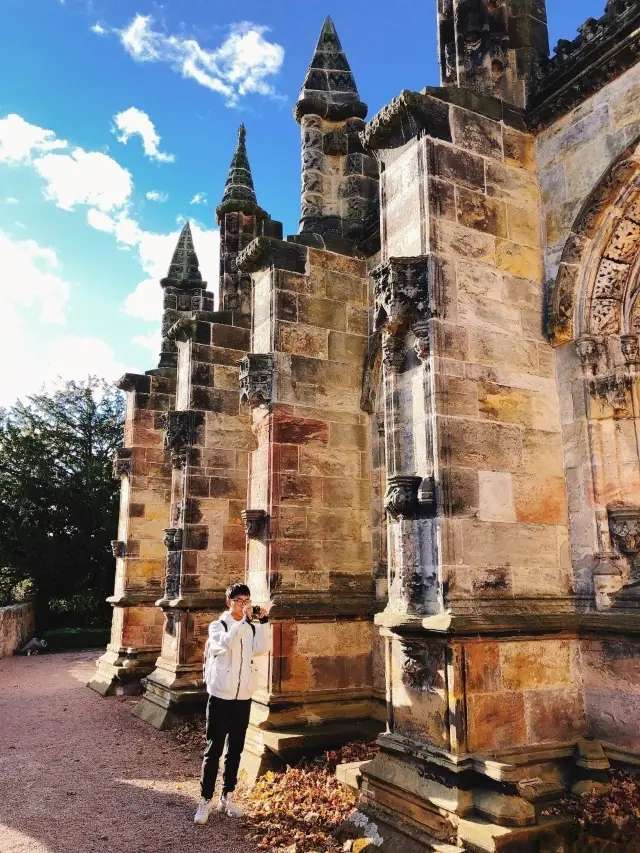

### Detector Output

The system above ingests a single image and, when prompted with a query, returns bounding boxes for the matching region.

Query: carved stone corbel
[575,335,602,375]
[241,509,268,539]
[621,334,640,370]
[239,353,275,407]
[607,505,640,557]
[110,540,126,558]
[112,447,133,479]
[384,475,433,520]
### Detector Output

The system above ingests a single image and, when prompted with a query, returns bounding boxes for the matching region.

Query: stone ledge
[375,609,640,637]
[336,759,369,790]
[237,236,308,275]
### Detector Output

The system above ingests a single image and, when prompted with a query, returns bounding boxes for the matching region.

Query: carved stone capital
[112,447,132,480]
[575,335,602,375]
[163,528,183,552]
[590,374,632,412]
[239,353,275,407]
[110,540,126,559]
[608,505,640,556]
[381,332,405,372]
[384,475,431,521]
[621,334,640,369]
[241,508,268,539]
[372,256,439,335]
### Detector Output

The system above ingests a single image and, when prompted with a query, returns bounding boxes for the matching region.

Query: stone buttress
[89,223,210,696]
[132,129,284,728]
[233,17,385,777]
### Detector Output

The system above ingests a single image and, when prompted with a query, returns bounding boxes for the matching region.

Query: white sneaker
[218,794,244,817]
[194,797,212,825]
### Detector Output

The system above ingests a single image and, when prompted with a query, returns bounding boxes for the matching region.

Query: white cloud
[133,330,161,357]
[109,15,284,106]
[190,192,207,205]
[0,230,69,326]
[113,107,174,163]
[91,23,106,35]
[34,148,133,212]
[5,197,18,204]
[0,229,129,407]
[0,114,67,165]
[146,190,168,202]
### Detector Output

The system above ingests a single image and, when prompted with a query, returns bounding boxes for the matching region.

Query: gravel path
[0,651,256,853]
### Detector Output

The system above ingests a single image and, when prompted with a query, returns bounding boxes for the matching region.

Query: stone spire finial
[216,124,264,218]
[160,221,203,289]
[295,16,367,122]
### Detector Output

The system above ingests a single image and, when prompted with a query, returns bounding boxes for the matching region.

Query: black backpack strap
[219,618,228,632]
[249,622,255,638]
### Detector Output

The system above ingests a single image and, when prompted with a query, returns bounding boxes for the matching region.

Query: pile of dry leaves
[240,741,379,853]
[543,769,640,849]
[170,717,378,852]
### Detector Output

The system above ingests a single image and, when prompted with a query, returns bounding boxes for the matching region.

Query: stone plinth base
[239,718,384,784]
[132,679,207,729]
[87,646,160,697]
[337,806,573,853]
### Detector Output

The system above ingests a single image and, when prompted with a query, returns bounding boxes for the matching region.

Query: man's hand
[242,602,253,621]
[257,608,268,620]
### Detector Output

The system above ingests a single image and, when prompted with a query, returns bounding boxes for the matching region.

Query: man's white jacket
[203,611,270,701]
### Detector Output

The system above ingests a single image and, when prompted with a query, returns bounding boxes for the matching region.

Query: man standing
[194,582,270,824]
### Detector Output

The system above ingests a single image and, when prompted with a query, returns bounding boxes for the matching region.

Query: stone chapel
[90,2,640,850]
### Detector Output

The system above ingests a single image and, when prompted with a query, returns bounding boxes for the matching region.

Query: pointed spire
[295,17,367,123]
[216,124,265,219]
[160,221,203,289]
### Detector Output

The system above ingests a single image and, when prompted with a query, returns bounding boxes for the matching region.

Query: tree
[0,378,124,627]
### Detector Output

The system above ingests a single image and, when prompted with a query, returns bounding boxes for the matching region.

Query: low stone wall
[0,602,35,658]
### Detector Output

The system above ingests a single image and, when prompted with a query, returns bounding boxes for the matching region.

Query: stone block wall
[0,602,35,658]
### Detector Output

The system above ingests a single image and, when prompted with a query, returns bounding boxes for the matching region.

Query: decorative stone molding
[608,506,640,557]
[110,540,126,559]
[241,509,268,539]
[575,335,602,375]
[237,237,307,276]
[589,374,632,413]
[384,475,432,521]
[239,354,275,407]
[112,447,132,480]
[621,334,640,370]
[361,90,452,151]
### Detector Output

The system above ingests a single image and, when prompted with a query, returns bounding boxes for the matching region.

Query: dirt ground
[0,650,256,853]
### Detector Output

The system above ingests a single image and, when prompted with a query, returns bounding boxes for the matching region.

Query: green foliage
[41,627,111,650]
[0,378,124,627]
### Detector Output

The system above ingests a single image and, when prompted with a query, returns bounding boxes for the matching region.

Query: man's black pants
[200,695,252,800]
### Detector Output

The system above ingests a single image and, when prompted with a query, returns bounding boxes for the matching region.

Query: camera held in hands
[250,605,261,619]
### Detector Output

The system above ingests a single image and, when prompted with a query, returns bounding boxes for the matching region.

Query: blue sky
[0,0,608,405]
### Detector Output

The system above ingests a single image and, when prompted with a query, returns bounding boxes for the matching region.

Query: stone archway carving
[547,134,640,609]
[547,135,640,347]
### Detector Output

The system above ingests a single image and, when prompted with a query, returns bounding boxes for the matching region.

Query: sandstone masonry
[93,5,640,851]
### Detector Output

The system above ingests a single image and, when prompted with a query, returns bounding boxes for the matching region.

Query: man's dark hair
[226,582,250,601]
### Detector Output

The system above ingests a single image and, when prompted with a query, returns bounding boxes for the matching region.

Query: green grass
[40,627,110,650]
